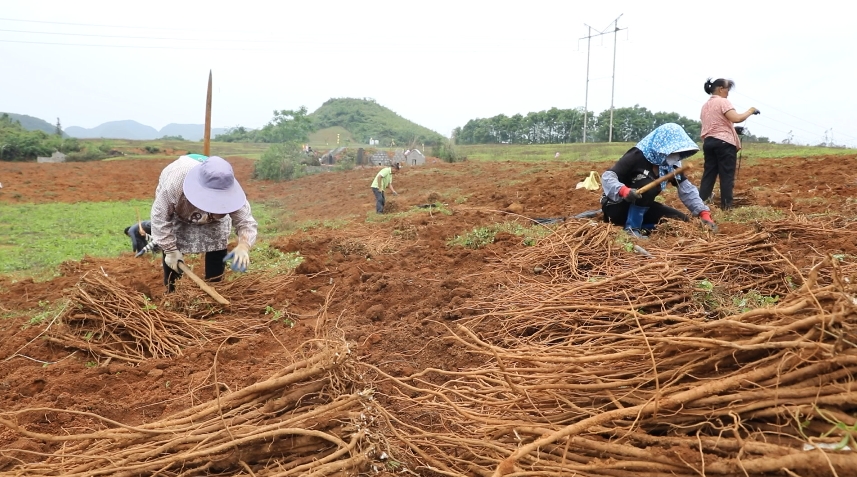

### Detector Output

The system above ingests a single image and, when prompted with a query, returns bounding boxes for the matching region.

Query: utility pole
[608,14,624,143]
[579,15,627,143]
[582,26,591,144]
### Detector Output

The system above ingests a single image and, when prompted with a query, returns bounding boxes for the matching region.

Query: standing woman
[698,78,757,210]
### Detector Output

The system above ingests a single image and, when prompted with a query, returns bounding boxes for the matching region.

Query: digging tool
[635,164,691,195]
[178,262,230,305]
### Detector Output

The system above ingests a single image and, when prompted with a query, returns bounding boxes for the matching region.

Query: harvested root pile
[0,340,381,476]
[374,223,857,476]
[47,272,288,363]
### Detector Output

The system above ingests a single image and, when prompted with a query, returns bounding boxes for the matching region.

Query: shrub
[253,142,307,181]
[432,140,464,163]
[65,146,109,162]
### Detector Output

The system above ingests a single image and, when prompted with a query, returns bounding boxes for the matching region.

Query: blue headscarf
[635,123,699,189]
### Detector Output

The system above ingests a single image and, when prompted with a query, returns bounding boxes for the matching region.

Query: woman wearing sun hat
[150,154,258,292]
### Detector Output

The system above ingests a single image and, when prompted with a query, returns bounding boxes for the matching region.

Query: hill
[65,121,227,140]
[66,120,159,140]
[158,123,228,141]
[0,112,65,137]
[308,98,444,146]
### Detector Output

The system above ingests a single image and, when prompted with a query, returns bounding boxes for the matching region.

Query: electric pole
[583,25,591,144]
[579,15,627,143]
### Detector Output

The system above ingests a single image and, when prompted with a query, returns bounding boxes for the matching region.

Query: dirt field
[1,154,857,475]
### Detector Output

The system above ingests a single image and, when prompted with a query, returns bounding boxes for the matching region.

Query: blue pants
[372,187,385,213]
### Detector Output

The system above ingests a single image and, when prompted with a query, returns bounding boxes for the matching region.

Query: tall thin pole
[582,26,591,144]
[203,70,212,156]
[608,15,622,143]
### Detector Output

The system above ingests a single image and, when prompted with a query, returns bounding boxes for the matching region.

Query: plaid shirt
[151,156,257,252]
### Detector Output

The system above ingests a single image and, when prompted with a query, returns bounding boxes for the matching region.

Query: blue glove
[224,243,250,272]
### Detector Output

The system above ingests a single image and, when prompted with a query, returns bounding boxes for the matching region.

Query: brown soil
[1,153,855,474]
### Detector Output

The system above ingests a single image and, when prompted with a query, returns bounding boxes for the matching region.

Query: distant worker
[698,78,759,210]
[370,163,400,214]
[555,152,560,159]
[149,154,258,292]
[600,123,717,238]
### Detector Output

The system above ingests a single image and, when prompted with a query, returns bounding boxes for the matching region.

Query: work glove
[618,185,641,203]
[164,250,183,273]
[224,242,250,272]
[699,211,718,234]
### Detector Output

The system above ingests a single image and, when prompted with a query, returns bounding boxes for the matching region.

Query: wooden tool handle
[635,165,688,195]
[178,262,230,306]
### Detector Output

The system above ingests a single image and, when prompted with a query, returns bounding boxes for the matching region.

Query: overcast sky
[3,1,855,147]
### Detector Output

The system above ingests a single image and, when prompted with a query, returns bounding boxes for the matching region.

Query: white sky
[2,0,856,147]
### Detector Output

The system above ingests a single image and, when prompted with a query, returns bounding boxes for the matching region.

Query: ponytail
[704,78,733,95]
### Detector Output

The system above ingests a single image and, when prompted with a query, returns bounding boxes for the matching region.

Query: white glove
[164,250,183,272]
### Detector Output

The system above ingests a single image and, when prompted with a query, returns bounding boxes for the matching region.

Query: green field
[1,140,852,280]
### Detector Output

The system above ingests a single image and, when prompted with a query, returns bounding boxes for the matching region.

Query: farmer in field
[698,78,759,210]
[600,123,717,238]
[370,162,400,214]
[150,154,258,292]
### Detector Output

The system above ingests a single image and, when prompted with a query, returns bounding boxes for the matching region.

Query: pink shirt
[700,96,741,149]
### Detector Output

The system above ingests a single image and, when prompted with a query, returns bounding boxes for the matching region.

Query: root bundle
[0,340,380,476]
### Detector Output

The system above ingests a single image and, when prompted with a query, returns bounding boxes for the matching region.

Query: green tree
[258,107,314,143]
[253,142,307,181]
[55,118,62,137]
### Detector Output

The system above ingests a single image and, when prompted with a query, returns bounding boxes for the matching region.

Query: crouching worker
[600,123,717,238]
[150,155,258,292]
[124,220,152,254]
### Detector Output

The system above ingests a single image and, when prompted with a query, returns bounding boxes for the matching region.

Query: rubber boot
[624,204,650,239]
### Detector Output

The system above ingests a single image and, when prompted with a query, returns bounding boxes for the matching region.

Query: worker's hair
[394,162,401,170]
[704,78,734,95]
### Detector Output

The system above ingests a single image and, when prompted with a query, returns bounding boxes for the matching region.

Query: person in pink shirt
[698,78,758,210]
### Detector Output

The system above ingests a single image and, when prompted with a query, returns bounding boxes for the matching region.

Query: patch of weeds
[732,290,779,312]
[22,299,65,330]
[249,243,303,275]
[450,226,496,249]
[720,206,784,224]
[448,222,550,249]
[793,196,826,206]
[265,305,295,327]
[694,281,779,317]
[142,297,157,311]
[85,361,98,368]
[614,231,635,253]
[797,406,857,451]
[455,196,468,204]
[366,202,452,223]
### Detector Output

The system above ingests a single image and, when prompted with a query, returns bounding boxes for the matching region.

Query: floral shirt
[700,96,741,149]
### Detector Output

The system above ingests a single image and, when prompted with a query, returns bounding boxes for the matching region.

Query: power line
[732,91,857,143]
[0,27,269,43]
[579,15,626,143]
[0,16,237,33]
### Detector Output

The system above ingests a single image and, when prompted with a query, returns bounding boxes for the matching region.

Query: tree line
[454,105,770,144]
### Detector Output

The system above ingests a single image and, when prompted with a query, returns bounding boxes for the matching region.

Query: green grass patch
[448,221,552,249]
[719,206,785,223]
[366,202,453,223]
[0,200,153,277]
[249,243,303,275]
[457,141,853,164]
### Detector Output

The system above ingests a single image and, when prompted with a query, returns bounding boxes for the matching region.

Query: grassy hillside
[1,112,65,137]
[308,98,444,147]
[308,126,356,148]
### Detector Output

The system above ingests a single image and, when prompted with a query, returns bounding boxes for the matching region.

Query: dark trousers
[163,249,227,292]
[372,187,385,213]
[603,201,687,227]
[602,173,688,227]
[699,137,738,210]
